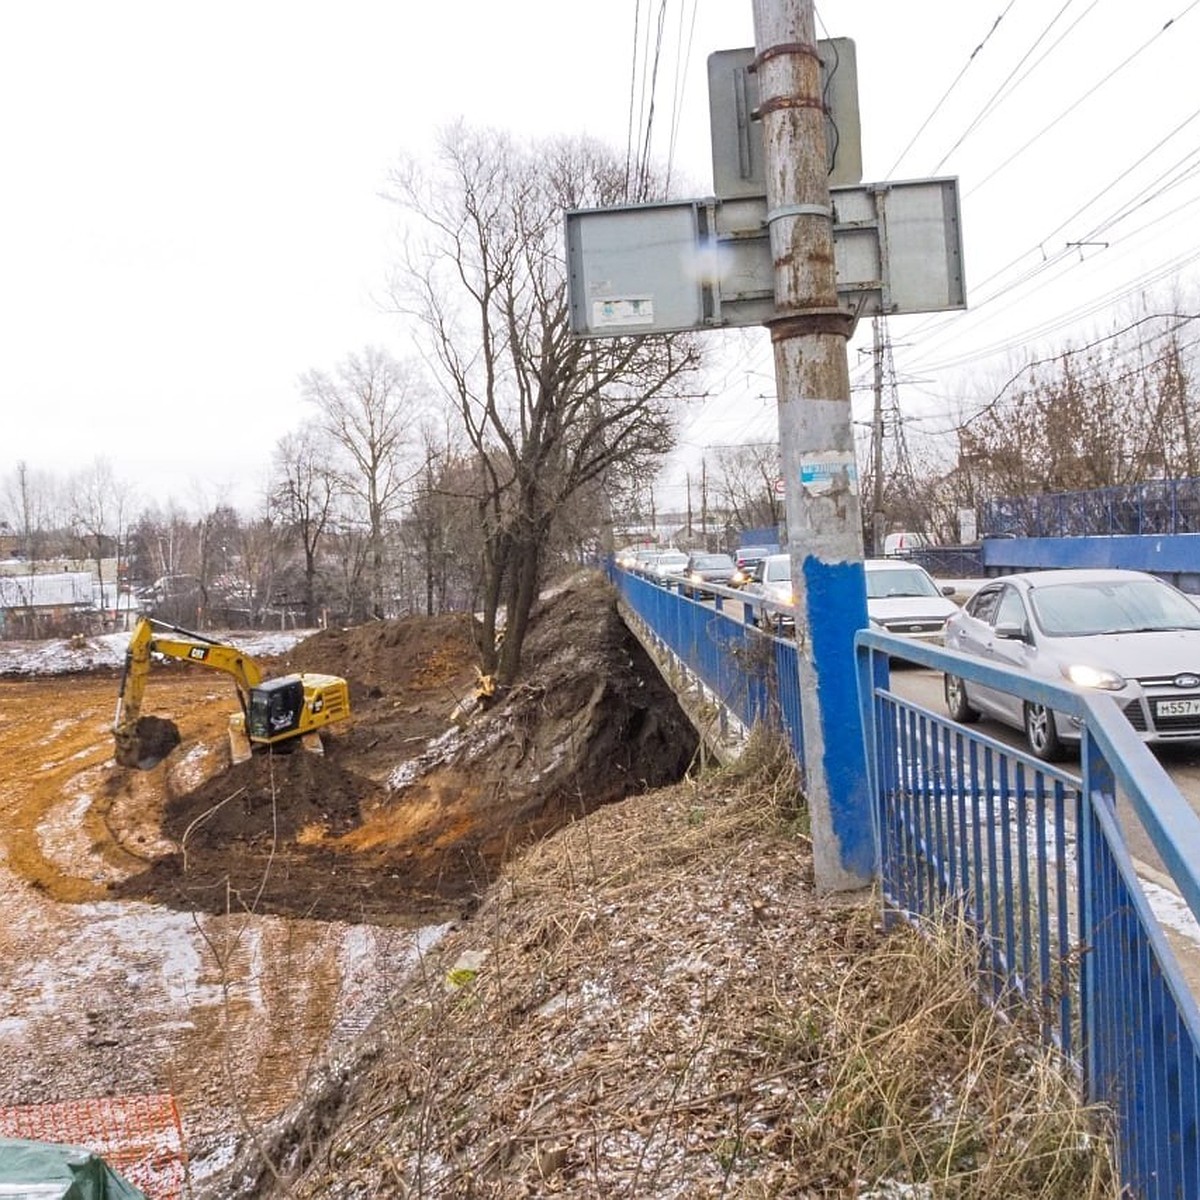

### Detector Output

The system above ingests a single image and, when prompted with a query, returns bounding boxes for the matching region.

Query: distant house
[0,572,96,638]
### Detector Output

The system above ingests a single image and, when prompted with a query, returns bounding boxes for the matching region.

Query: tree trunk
[497,534,542,686]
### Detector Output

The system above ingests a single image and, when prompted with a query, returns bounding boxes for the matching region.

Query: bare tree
[272,425,341,625]
[386,125,702,684]
[3,461,59,565]
[67,458,134,622]
[709,444,784,536]
[301,347,425,618]
[958,308,1200,502]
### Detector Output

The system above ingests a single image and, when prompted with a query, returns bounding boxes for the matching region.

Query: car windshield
[865,567,941,599]
[765,559,791,582]
[658,553,688,568]
[1029,578,1200,636]
[694,555,733,569]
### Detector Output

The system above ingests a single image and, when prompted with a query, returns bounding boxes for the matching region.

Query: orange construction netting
[0,1092,187,1198]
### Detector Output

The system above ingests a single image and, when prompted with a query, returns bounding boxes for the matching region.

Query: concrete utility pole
[872,316,886,557]
[753,0,874,891]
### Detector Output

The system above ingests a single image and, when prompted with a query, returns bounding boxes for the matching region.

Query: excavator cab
[247,677,305,743]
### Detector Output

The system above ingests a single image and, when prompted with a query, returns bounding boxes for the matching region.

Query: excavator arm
[113,616,265,767]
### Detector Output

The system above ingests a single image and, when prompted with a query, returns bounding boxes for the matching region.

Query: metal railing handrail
[614,562,1200,1193]
[856,628,1200,1195]
[855,629,1200,925]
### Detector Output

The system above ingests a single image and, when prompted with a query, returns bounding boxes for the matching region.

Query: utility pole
[871,316,886,556]
[753,0,874,891]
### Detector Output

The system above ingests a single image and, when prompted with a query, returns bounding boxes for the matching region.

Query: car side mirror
[940,585,956,597]
[994,621,1027,642]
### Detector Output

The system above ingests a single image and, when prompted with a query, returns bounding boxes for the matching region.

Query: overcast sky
[3,1,1198,515]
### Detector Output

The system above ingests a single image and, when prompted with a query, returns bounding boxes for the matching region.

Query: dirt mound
[109,575,697,926]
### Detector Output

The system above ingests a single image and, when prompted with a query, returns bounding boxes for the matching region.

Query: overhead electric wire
[624,0,644,201]
[904,194,1200,375]
[953,311,1200,425]
[932,0,1098,173]
[967,0,1200,195]
[912,245,1200,374]
[879,115,1200,372]
[859,1,1200,392]
[634,0,671,201]
[885,0,1019,177]
[663,0,699,194]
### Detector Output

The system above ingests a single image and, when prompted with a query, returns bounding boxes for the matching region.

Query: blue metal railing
[857,630,1200,1198]
[610,562,1200,1196]
[985,477,1200,538]
[611,567,804,766]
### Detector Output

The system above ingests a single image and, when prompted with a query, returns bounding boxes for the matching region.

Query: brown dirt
[0,572,698,1184]
[101,577,696,925]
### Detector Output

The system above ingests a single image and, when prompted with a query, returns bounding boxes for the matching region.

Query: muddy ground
[107,578,697,926]
[0,573,697,1188]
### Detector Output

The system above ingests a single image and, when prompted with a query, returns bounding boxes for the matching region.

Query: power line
[885,1,1019,177]
[967,0,1200,196]
[932,0,1098,173]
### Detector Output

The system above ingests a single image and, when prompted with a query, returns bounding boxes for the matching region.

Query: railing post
[1079,726,1116,1110]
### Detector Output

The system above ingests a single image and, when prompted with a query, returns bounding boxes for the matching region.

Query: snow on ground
[0,629,312,676]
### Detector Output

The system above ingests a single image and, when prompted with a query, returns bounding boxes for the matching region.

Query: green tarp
[0,1139,146,1199]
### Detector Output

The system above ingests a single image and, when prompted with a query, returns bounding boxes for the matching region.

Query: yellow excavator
[112,616,351,767]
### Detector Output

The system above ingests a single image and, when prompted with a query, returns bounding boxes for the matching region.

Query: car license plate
[1155,697,1200,718]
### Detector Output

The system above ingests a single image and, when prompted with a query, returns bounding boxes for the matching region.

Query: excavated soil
[0,573,698,1186]
[106,578,697,925]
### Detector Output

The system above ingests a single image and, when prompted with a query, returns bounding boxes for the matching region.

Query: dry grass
[210,729,1119,1199]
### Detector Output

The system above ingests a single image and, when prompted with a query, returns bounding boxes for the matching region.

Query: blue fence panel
[857,630,1200,1197]
[983,477,1200,539]
[610,566,803,767]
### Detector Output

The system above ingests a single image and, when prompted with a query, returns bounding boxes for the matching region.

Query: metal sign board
[565,199,715,337]
[566,177,966,338]
[708,41,862,196]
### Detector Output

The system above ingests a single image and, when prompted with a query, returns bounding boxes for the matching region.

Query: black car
[732,545,777,587]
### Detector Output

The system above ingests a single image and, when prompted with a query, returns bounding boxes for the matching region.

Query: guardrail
[985,477,1200,539]
[856,630,1200,1198]
[610,562,1200,1196]
[611,566,804,764]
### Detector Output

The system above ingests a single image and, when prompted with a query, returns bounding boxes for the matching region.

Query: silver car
[743,553,794,628]
[943,568,1200,760]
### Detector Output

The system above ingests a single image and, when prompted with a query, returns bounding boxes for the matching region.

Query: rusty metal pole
[753,0,874,891]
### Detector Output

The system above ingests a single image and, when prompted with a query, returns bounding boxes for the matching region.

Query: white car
[651,550,689,582]
[943,568,1200,760]
[743,553,794,627]
[865,558,960,643]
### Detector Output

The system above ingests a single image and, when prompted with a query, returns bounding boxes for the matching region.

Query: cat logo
[188,647,208,661]
[311,697,324,713]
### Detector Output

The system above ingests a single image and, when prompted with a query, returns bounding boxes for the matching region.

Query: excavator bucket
[114,716,181,770]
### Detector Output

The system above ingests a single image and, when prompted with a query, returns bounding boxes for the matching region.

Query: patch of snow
[386,725,465,790]
[1144,880,1200,944]
[0,629,314,676]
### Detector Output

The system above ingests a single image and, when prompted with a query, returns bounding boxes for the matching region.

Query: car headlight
[689,571,702,583]
[1062,663,1126,691]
